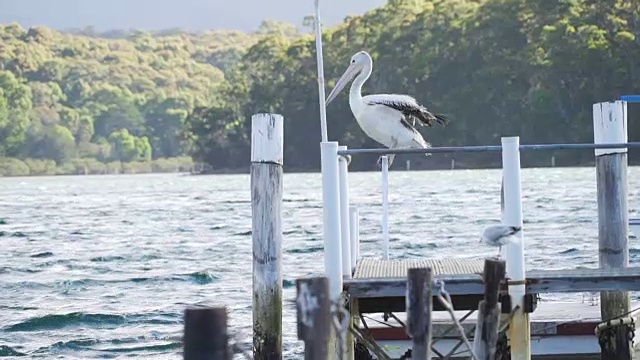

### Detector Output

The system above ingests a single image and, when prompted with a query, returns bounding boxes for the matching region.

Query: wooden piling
[472,258,507,360]
[406,267,433,360]
[593,101,631,359]
[296,277,331,360]
[251,113,284,360]
[183,307,229,360]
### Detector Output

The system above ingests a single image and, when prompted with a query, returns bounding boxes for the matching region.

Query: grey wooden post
[593,101,631,359]
[251,113,284,360]
[183,307,229,360]
[406,267,433,360]
[472,258,507,359]
[296,277,331,360]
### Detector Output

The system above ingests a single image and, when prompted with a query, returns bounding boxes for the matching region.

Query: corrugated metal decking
[353,258,485,279]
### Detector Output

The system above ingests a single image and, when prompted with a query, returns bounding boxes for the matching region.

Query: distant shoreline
[4,161,640,178]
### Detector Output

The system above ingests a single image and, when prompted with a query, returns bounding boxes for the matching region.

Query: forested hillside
[0,21,299,175]
[1,0,640,176]
[183,0,640,171]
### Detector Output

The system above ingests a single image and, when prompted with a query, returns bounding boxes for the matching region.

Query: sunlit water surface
[2,168,640,358]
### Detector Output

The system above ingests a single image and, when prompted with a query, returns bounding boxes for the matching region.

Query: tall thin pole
[314,0,328,142]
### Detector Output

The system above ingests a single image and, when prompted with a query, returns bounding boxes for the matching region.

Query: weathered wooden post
[473,259,507,360]
[297,277,331,360]
[593,101,631,359]
[183,307,229,360]
[406,267,433,360]
[501,136,531,360]
[251,113,284,360]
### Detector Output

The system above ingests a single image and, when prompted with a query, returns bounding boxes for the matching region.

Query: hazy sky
[0,0,387,32]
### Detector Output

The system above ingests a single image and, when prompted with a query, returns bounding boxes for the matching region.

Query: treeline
[0,20,300,176]
[183,0,640,171]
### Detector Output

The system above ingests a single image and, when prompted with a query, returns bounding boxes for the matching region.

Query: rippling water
[2,168,640,358]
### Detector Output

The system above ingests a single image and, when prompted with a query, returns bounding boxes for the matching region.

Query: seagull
[480,224,521,258]
[325,51,448,168]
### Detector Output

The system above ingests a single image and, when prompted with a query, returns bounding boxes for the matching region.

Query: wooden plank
[344,267,640,299]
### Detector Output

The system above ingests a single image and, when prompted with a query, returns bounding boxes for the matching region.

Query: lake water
[2,168,640,358]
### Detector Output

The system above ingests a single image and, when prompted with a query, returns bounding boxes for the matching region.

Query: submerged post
[381,155,390,259]
[321,141,344,358]
[501,136,531,360]
[473,259,506,360]
[338,145,352,278]
[183,307,229,360]
[593,101,631,359]
[296,277,331,360]
[251,113,284,360]
[406,267,433,360]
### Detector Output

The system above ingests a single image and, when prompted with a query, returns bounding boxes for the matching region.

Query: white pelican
[325,51,448,168]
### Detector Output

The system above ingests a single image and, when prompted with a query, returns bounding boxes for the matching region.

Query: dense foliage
[1,0,640,175]
[184,0,640,171]
[0,20,298,176]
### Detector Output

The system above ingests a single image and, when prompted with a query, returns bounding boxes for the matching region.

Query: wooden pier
[343,258,640,359]
[216,98,640,360]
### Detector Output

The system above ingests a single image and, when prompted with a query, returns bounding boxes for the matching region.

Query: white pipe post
[251,113,284,359]
[321,141,343,359]
[593,101,630,358]
[313,0,328,143]
[338,146,352,278]
[381,156,390,260]
[349,206,359,273]
[501,136,530,360]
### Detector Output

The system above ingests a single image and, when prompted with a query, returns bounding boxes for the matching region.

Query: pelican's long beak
[326,63,360,105]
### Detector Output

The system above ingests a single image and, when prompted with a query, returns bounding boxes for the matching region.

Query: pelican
[325,51,448,168]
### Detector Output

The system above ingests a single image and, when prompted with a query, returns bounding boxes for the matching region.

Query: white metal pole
[381,156,390,260]
[251,113,284,359]
[320,141,343,360]
[313,0,328,143]
[321,141,343,298]
[349,206,359,273]
[338,146,352,278]
[501,136,530,360]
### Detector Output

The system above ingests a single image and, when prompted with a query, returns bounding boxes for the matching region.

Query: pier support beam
[593,101,631,359]
[251,113,284,360]
[501,136,531,360]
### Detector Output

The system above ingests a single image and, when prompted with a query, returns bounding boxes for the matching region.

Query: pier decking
[344,257,640,359]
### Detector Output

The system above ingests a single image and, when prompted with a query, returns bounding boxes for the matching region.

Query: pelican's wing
[365,94,448,127]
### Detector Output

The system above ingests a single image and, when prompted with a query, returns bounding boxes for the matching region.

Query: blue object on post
[620,95,640,103]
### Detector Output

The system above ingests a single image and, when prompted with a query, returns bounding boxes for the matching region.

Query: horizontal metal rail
[338,142,640,156]
[344,267,640,298]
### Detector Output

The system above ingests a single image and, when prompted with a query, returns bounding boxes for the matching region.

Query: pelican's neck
[349,61,372,114]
